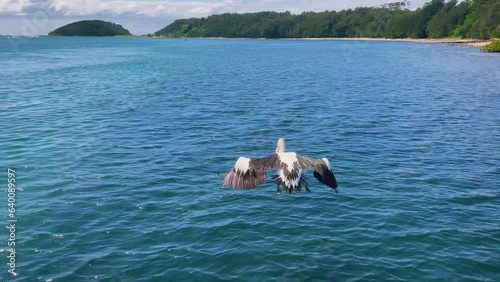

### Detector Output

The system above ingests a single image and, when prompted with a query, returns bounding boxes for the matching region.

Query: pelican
[222,138,338,193]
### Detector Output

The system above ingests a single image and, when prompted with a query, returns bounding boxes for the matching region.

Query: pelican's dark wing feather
[221,155,278,190]
[296,155,338,192]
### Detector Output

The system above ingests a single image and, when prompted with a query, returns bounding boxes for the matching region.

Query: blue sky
[0,0,428,35]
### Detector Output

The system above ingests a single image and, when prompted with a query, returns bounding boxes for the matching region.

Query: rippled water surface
[1,37,499,281]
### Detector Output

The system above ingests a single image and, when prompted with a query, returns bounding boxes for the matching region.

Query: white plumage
[322,158,331,169]
[277,152,298,169]
[234,157,251,173]
[277,152,301,188]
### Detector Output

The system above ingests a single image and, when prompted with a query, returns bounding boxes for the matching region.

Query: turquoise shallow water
[0,37,499,281]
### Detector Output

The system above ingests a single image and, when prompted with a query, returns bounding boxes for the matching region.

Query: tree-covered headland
[49,20,132,36]
[480,40,500,51]
[154,0,499,39]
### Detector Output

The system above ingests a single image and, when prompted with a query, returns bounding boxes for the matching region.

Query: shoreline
[280,37,492,47]
[159,36,493,47]
[9,35,493,47]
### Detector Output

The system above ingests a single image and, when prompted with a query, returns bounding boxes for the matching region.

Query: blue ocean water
[0,37,499,281]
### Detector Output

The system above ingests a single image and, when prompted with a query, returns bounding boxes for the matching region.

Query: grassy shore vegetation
[480,40,500,52]
[49,20,132,36]
[154,0,499,39]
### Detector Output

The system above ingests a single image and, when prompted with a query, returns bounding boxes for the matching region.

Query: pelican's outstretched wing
[221,155,278,190]
[296,155,338,192]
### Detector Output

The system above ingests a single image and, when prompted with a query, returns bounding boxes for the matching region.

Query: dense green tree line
[154,0,499,39]
[49,20,132,36]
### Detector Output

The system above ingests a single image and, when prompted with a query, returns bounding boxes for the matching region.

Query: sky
[0,0,429,35]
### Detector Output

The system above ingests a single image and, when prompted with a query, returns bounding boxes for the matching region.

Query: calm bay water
[1,37,499,281]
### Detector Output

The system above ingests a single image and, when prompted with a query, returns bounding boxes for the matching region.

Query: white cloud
[0,0,429,35]
[46,0,241,17]
[0,0,37,15]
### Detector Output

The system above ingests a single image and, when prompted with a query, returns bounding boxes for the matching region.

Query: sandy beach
[271,37,493,47]
[178,36,492,47]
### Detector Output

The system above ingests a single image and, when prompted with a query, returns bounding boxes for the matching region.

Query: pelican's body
[222,138,338,193]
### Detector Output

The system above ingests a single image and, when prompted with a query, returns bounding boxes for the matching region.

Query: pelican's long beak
[275,146,279,154]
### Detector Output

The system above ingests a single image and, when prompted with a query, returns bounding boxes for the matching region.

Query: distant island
[154,0,499,40]
[49,20,132,36]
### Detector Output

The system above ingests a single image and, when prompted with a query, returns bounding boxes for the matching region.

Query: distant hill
[49,20,132,36]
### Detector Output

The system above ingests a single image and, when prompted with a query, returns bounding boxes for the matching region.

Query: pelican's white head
[275,138,286,154]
